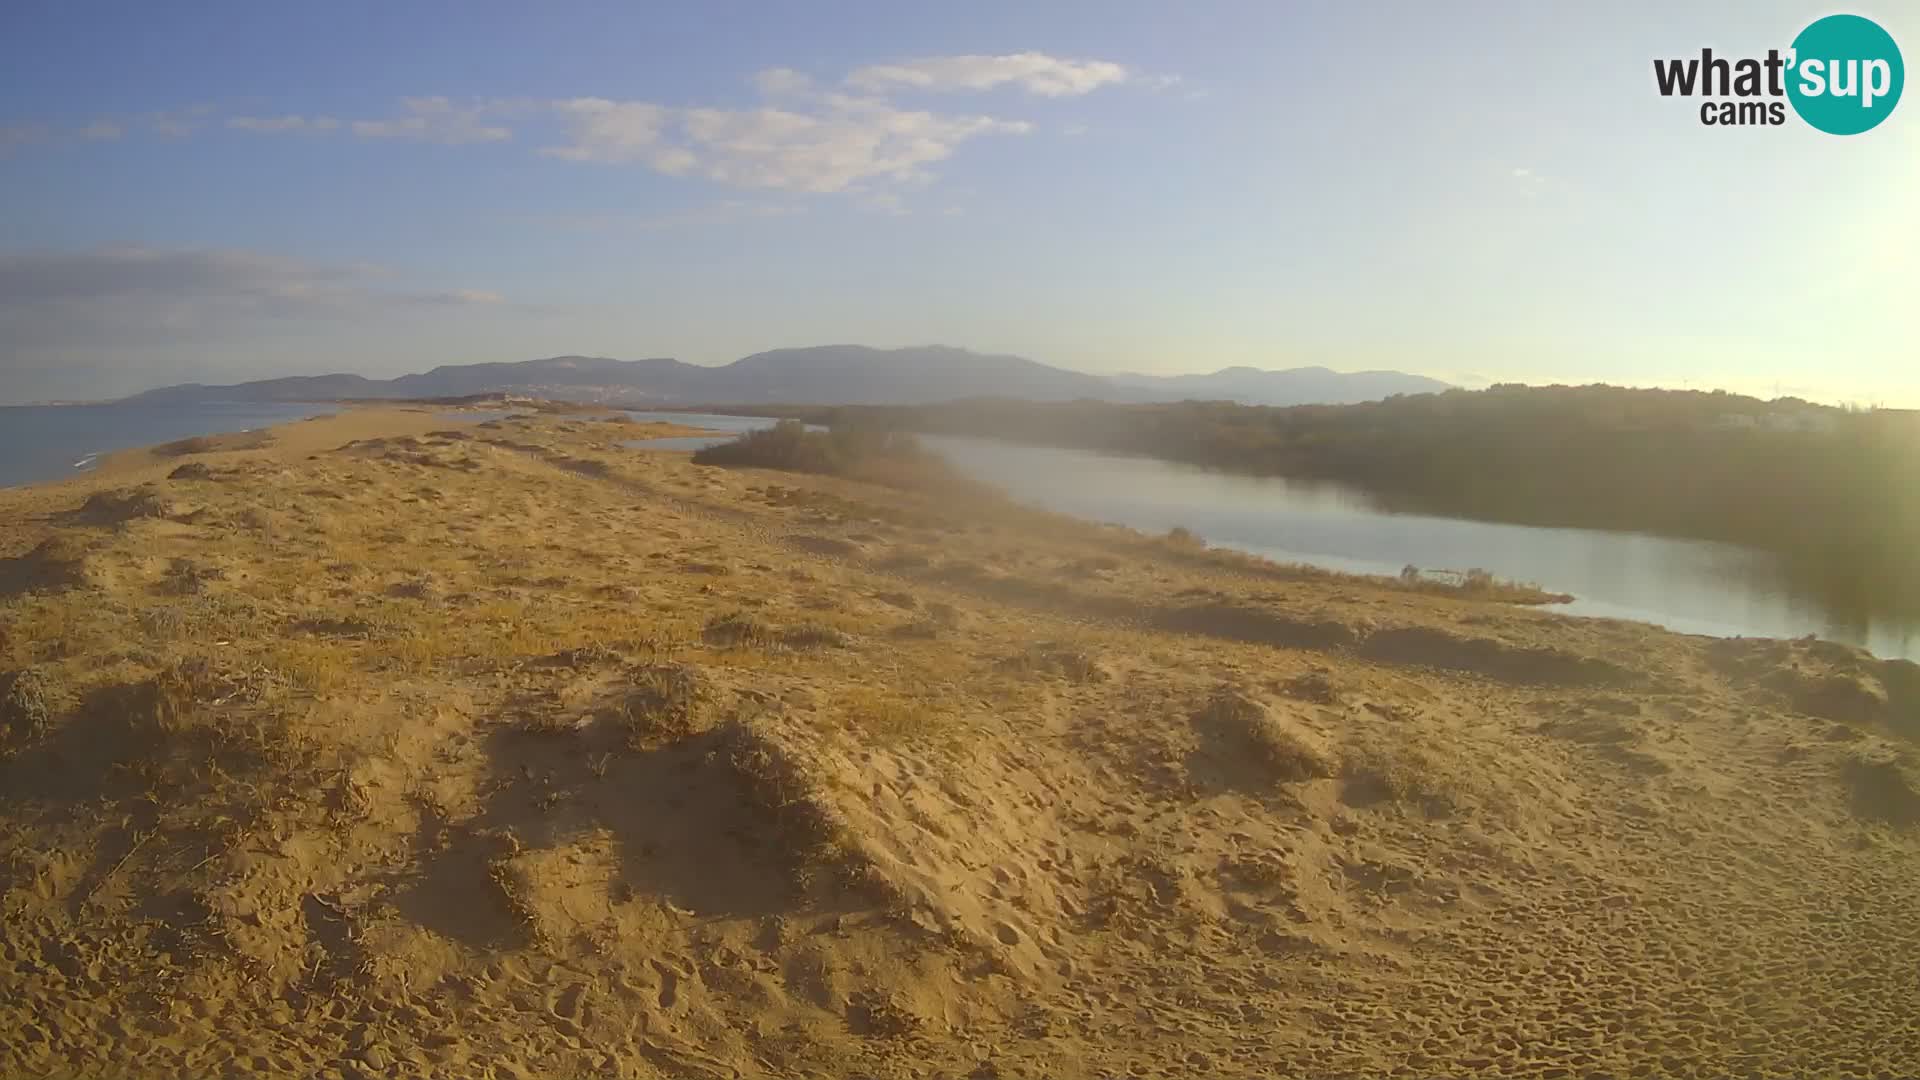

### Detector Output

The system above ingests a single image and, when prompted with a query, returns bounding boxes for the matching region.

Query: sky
[2,1,1916,406]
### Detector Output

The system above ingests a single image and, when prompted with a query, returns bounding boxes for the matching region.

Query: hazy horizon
[0,346,1879,411]
[4,2,1915,407]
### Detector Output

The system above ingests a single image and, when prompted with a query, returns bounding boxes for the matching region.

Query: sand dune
[1,407,1916,1078]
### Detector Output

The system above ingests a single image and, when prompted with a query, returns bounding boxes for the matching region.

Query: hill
[117,347,1447,408]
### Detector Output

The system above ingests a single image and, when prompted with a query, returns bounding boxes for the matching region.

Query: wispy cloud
[3,50,1152,196]
[753,67,815,98]
[535,201,804,232]
[228,114,341,134]
[351,97,513,144]
[146,105,218,137]
[846,52,1130,97]
[544,92,1030,193]
[542,99,670,163]
[1,106,214,150]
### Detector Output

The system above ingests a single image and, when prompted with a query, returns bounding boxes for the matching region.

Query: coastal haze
[110,346,1453,408]
[4,4,1919,1079]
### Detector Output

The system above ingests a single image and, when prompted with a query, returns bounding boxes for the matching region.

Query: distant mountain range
[120,346,1451,408]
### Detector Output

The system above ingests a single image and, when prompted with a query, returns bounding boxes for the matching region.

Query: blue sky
[2,1,1915,405]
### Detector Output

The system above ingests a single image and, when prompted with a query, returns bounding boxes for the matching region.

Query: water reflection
[919,435,1920,661]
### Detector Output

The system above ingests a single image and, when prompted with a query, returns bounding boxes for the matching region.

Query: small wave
[72,453,100,470]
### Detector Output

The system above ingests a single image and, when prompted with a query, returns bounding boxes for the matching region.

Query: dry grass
[1844,750,1920,826]
[610,664,706,748]
[703,611,775,650]
[74,487,178,524]
[154,430,273,457]
[1195,691,1338,783]
[830,686,949,746]
[515,711,587,738]
[775,622,855,650]
[265,640,356,694]
[1280,670,1339,704]
[1000,642,1107,685]
[0,668,55,745]
[716,717,891,900]
[2,535,97,597]
[1336,735,1494,817]
[486,854,542,943]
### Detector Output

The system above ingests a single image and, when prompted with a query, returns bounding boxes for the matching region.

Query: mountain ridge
[118,346,1451,408]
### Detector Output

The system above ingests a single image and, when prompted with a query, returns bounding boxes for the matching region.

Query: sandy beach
[2,405,1916,1079]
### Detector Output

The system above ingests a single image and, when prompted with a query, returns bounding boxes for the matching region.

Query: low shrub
[691,421,986,494]
[1196,691,1338,782]
[612,664,706,747]
[0,668,55,744]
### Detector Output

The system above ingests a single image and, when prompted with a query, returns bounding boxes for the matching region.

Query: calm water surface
[620,412,795,451]
[0,402,340,488]
[922,436,1920,660]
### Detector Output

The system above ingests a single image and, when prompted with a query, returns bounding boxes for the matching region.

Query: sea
[0,402,341,488]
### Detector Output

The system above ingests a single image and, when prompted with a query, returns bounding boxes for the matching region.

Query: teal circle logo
[1787,14,1904,134]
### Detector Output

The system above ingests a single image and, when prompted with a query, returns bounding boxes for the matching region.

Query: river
[624,413,1920,660]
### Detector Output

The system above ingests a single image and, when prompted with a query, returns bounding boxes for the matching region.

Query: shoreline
[0,400,717,493]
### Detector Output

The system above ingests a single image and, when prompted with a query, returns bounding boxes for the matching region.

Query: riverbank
[2,407,1917,1077]
[755,391,1920,628]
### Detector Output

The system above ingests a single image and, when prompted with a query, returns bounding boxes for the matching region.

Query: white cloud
[146,105,217,137]
[753,67,814,97]
[540,98,670,163]
[546,95,1030,193]
[846,52,1129,97]
[229,114,340,134]
[2,49,1144,194]
[352,97,512,144]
